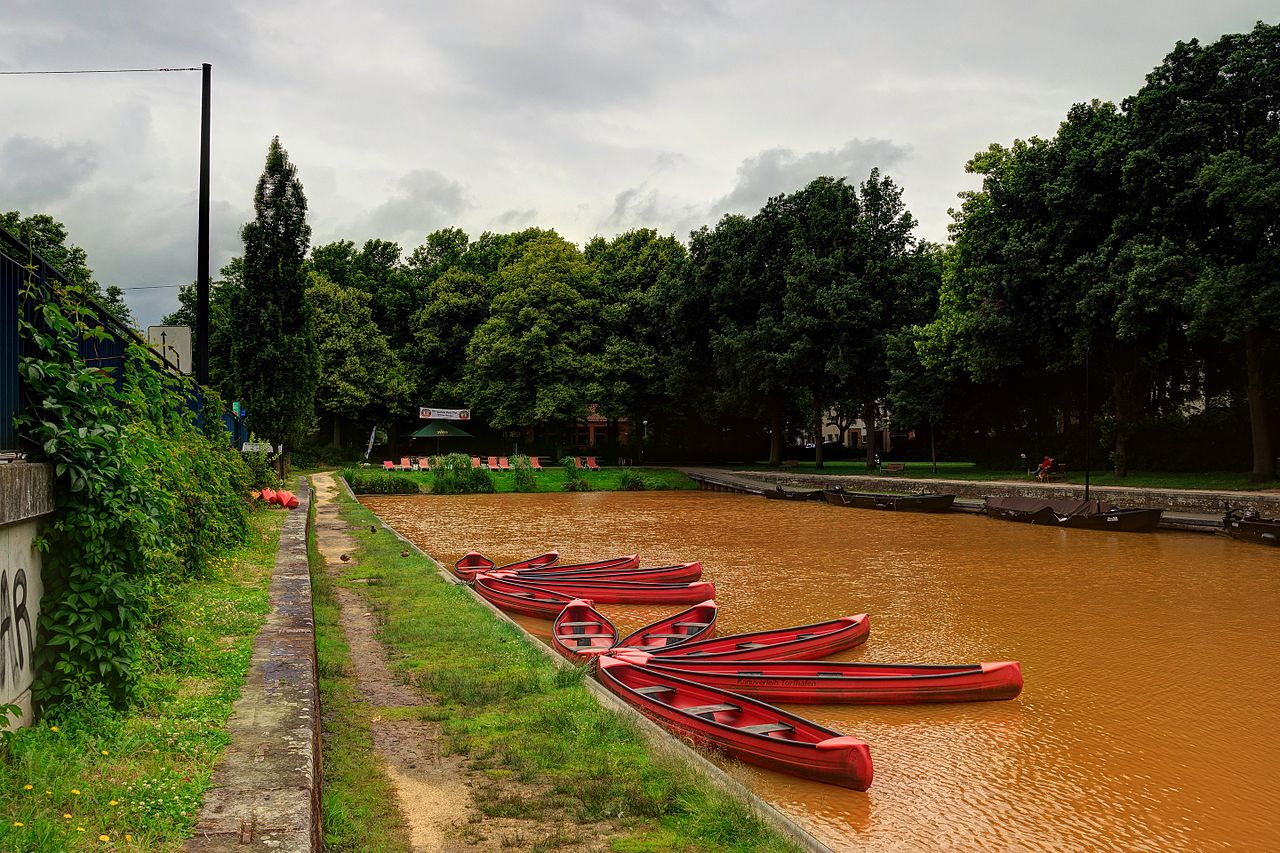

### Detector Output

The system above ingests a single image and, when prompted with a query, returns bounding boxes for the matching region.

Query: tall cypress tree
[230,137,318,458]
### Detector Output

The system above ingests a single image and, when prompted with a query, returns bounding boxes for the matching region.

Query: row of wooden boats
[768,485,1280,542]
[453,549,1023,791]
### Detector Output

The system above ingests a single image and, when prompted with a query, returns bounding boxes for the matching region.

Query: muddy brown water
[361,491,1280,852]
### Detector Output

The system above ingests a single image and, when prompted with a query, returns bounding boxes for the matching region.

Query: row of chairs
[383,455,603,472]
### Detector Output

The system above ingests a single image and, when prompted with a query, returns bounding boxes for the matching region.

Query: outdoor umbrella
[408,421,475,456]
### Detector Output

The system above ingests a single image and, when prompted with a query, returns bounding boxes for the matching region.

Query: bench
[683,703,740,718]
[673,622,710,629]
[879,462,906,475]
[740,722,794,735]
[736,642,767,650]
[643,633,694,640]
[636,685,675,697]
[558,621,601,628]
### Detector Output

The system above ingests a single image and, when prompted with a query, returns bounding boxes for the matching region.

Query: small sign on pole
[241,442,276,453]
[146,325,193,375]
[419,407,470,421]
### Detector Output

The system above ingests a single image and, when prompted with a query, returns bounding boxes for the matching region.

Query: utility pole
[196,62,211,385]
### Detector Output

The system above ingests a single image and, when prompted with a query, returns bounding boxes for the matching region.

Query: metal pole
[196,62,211,385]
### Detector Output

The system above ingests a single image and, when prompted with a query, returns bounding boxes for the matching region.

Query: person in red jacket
[1035,456,1055,482]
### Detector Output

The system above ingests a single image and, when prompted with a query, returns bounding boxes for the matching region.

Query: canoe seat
[673,622,710,629]
[816,672,844,678]
[683,703,740,718]
[794,633,816,640]
[736,642,767,650]
[740,722,794,735]
[736,671,764,676]
[635,685,675,696]
[574,637,607,647]
[644,633,692,639]
[559,621,601,627]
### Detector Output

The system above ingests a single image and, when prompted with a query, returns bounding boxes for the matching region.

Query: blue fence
[1,226,207,452]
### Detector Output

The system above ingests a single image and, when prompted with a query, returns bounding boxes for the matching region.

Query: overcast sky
[1,1,1274,327]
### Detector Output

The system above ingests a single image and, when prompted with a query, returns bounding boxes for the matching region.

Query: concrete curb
[339,474,835,853]
[186,477,320,852]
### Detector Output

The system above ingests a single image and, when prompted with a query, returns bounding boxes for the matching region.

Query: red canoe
[485,575,716,605]
[621,658,1022,704]
[454,550,559,582]
[472,573,574,618]
[597,656,873,790]
[508,561,702,585]
[616,615,870,662]
[551,599,618,661]
[518,555,640,574]
[615,600,719,652]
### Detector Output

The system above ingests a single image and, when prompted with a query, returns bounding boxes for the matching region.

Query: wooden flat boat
[597,656,873,790]
[472,573,574,618]
[763,486,825,501]
[487,575,716,605]
[983,496,1162,532]
[822,489,955,513]
[454,550,559,582]
[623,658,1023,704]
[619,615,870,662]
[511,561,702,585]
[517,555,640,573]
[552,599,618,661]
[615,600,719,652]
[1223,508,1280,546]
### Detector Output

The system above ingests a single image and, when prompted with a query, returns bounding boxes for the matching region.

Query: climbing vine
[17,278,251,709]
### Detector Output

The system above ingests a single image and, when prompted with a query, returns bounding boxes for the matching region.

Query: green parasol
[408,421,475,456]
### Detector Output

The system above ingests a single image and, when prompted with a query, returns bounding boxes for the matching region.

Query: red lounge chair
[383,460,396,471]
[498,457,511,471]
[578,456,589,469]
[470,456,482,469]
[420,457,432,471]
[529,457,543,471]
[487,456,500,469]
[400,456,412,471]
[585,456,601,471]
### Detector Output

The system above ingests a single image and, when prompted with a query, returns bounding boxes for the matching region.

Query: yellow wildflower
[101,749,109,755]
[76,826,85,831]
[64,813,72,819]
[125,835,133,842]
[23,784,33,790]
[99,835,110,842]
[12,822,23,827]
[109,800,118,806]
[50,725,60,732]
[71,788,81,795]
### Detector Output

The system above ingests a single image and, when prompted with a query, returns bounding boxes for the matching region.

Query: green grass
[392,465,698,494]
[731,460,1279,492]
[0,508,286,852]
[307,501,413,852]
[324,486,798,852]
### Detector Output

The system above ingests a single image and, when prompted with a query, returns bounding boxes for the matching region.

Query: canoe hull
[616,600,719,652]
[638,660,1023,704]
[520,555,641,573]
[822,491,956,513]
[492,576,716,605]
[455,550,559,582]
[597,657,873,790]
[763,488,824,501]
[1223,514,1280,546]
[511,561,702,585]
[627,615,870,662]
[552,599,618,662]
[472,574,572,619]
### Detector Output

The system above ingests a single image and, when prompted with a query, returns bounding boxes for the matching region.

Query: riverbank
[346,465,697,494]
[317,476,798,851]
[0,508,285,852]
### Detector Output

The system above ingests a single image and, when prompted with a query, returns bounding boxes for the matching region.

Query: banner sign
[419,407,470,421]
[241,442,276,453]
[365,426,377,461]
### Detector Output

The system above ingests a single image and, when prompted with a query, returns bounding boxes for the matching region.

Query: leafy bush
[429,453,496,494]
[617,468,648,491]
[511,454,537,492]
[561,456,592,492]
[340,467,421,494]
[18,286,251,710]
[241,433,281,490]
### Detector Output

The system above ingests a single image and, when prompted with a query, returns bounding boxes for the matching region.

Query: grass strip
[0,507,286,852]
[307,497,413,852]
[326,484,799,852]
[731,460,1279,492]
[393,466,698,494]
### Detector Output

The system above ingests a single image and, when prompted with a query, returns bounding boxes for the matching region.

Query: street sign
[419,407,470,421]
[241,442,276,453]
[232,401,242,416]
[146,325,193,375]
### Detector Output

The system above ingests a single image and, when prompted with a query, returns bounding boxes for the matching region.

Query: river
[360,490,1280,851]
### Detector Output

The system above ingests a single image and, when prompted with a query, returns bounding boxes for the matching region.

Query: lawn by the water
[404,465,697,493]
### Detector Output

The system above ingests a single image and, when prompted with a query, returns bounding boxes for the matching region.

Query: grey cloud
[490,208,538,229]
[0,136,96,206]
[363,169,470,245]
[713,139,913,216]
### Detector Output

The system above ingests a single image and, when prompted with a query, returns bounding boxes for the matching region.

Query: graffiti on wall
[0,568,35,700]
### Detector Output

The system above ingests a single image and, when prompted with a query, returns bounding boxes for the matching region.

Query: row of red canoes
[258,487,300,509]
[454,550,1022,791]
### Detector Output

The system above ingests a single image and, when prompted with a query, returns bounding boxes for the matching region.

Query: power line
[117,284,188,291]
[0,67,200,75]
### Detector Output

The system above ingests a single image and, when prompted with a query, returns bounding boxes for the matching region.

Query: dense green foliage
[560,456,591,492]
[340,468,421,495]
[510,454,537,492]
[0,510,284,851]
[425,453,495,494]
[227,137,319,454]
[18,279,252,709]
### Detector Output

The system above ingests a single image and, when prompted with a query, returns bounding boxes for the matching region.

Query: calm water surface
[362,491,1280,852]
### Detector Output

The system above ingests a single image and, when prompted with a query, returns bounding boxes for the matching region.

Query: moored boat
[511,561,702,585]
[1223,507,1280,546]
[615,600,719,652]
[454,550,559,582]
[597,656,873,790]
[472,573,574,618]
[623,658,1023,704]
[551,599,618,661]
[517,554,641,573]
[620,615,869,662]
[822,489,956,512]
[983,496,1162,532]
[763,486,825,501]
[488,575,716,605]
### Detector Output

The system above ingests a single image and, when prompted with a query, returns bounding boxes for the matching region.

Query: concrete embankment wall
[0,463,52,729]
